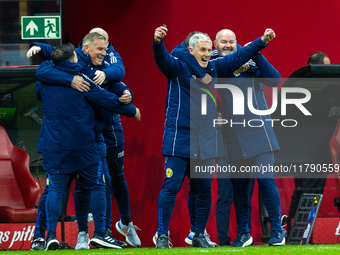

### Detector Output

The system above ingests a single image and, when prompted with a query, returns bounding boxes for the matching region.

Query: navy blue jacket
[211,47,281,161]
[35,60,135,142]
[33,42,128,149]
[153,37,267,160]
[101,82,133,148]
[35,61,136,174]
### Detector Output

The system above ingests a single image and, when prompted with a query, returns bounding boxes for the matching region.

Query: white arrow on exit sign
[26,20,38,35]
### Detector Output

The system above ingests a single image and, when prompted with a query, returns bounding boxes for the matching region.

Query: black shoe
[192,233,213,248]
[156,233,170,249]
[106,228,127,248]
[90,233,122,249]
[45,231,59,250]
[30,238,45,250]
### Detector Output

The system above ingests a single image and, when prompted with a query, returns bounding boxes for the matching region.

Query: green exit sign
[21,16,61,39]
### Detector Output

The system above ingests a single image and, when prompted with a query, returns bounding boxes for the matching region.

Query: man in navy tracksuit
[29,30,140,250]
[36,43,139,250]
[212,29,284,247]
[101,95,142,247]
[152,25,275,248]
[169,34,216,247]
[86,29,141,248]
[31,33,139,249]
[76,28,141,248]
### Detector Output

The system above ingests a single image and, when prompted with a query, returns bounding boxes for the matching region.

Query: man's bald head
[214,29,237,56]
[89,27,109,41]
[215,29,236,42]
[307,51,331,65]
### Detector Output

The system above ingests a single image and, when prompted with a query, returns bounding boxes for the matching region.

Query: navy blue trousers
[74,155,113,231]
[188,156,254,243]
[33,175,49,239]
[34,174,73,239]
[34,162,111,238]
[157,157,212,235]
[35,142,112,238]
[216,175,233,244]
[106,145,131,224]
[104,165,112,228]
[215,159,255,244]
[46,162,106,235]
[231,152,282,233]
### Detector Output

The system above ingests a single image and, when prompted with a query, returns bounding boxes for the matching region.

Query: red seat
[0,125,40,223]
[330,119,340,199]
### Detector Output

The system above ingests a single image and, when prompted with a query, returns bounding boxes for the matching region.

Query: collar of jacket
[171,40,213,78]
[54,61,82,74]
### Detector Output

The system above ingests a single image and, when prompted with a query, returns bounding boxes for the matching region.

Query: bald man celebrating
[212,29,284,247]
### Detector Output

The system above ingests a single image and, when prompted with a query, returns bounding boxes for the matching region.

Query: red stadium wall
[63,0,340,247]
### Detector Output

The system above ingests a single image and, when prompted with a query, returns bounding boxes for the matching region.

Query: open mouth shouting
[200,57,210,67]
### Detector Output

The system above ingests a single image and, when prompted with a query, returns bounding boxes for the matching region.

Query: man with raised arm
[152,25,275,248]
[212,29,283,247]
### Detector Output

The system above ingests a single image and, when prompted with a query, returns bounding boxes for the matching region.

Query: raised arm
[252,53,281,87]
[27,42,55,60]
[153,26,179,79]
[214,29,276,77]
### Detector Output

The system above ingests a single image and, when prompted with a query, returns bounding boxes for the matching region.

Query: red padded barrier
[0,126,40,223]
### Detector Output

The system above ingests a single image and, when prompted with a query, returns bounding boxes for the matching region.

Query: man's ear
[189,47,194,55]
[73,52,78,63]
[214,40,217,48]
[83,45,89,54]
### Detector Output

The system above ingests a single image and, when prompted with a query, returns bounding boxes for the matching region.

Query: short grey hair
[189,33,212,50]
[82,32,106,50]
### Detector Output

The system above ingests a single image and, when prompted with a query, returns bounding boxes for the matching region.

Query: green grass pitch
[2,245,340,255]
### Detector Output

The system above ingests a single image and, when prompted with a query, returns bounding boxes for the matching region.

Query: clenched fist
[154,26,168,43]
[261,29,276,44]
